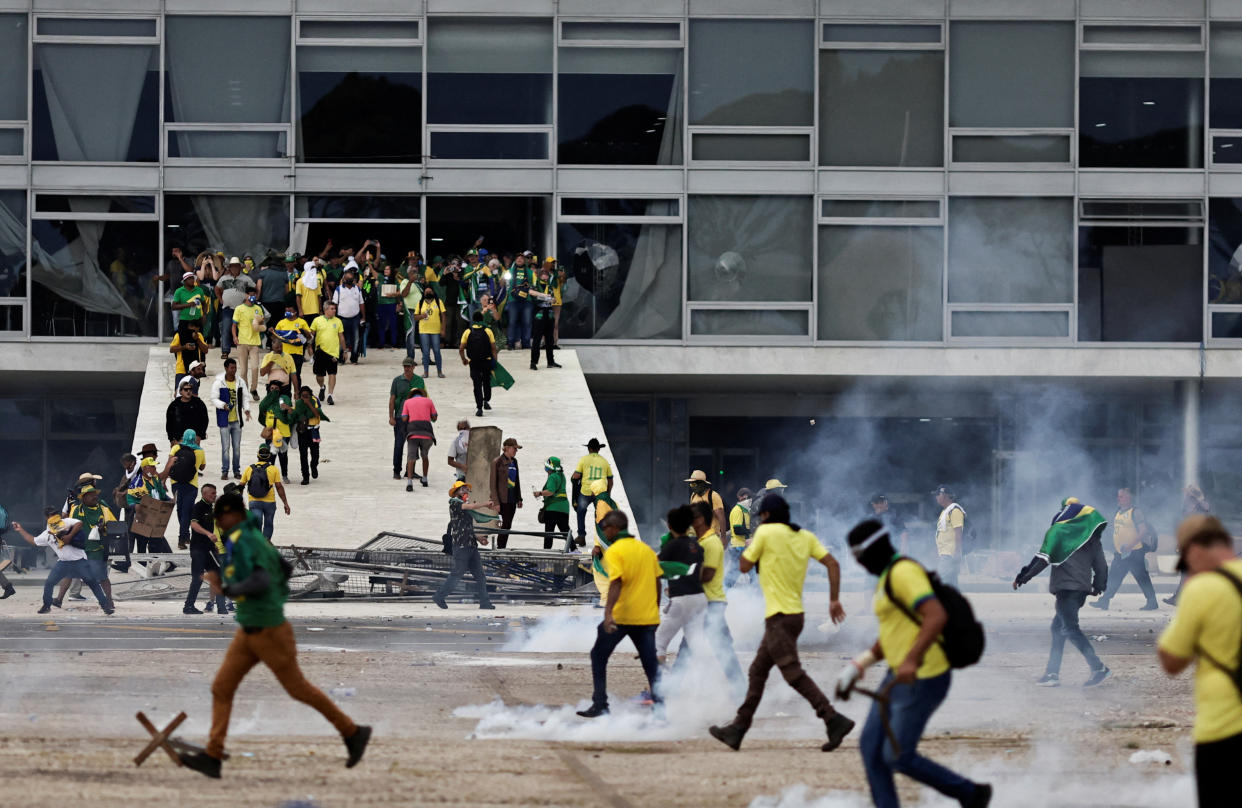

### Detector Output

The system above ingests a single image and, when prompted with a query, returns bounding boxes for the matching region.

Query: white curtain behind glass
[595,221,681,339]
[26,199,136,320]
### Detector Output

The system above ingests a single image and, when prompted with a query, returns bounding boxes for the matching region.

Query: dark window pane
[297,196,421,220]
[950,22,1073,128]
[427,19,552,125]
[557,47,681,165]
[1081,199,1202,220]
[0,400,41,434]
[300,20,419,39]
[0,190,26,297]
[952,311,1068,338]
[166,17,290,124]
[429,131,547,160]
[32,44,159,162]
[37,17,156,37]
[1213,136,1242,163]
[562,22,679,41]
[1212,312,1242,339]
[1078,226,1203,342]
[297,46,422,163]
[818,225,943,341]
[1208,198,1242,304]
[1083,25,1200,45]
[0,129,24,156]
[688,196,812,302]
[562,198,677,217]
[689,20,813,126]
[168,131,287,159]
[690,309,808,336]
[691,133,809,161]
[557,222,681,340]
[429,75,551,125]
[1211,24,1242,128]
[0,15,28,120]
[0,304,21,330]
[821,199,939,219]
[37,195,155,214]
[0,438,44,523]
[952,134,1071,163]
[822,23,939,43]
[164,195,290,265]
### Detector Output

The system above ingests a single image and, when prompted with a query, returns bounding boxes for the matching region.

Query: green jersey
[223,513,289,628]
[542,470,570,514]
[172,285,208,322]
[69,503,116,560]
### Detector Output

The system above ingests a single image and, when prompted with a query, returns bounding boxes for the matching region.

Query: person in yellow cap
[433,481,495,610]
[686,469,728,542]
[750,478,787,526]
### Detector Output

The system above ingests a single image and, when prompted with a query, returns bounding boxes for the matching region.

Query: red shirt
[401,396,437,439]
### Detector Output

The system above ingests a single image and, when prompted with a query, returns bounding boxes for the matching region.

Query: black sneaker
[420,476,428,488]
[1164,596,1178,606]
[344,725,371,768]
[204,601,215,613]
[1084,667,1112,687]
[1035,673,1060,687]
[476,408,483,417]
[183,606,203,615]
[179,750,221,779]
[311,466,318,479]
[37,604,51,614]
[327,395,335,406]
[392,471,400,480]
[482,402,491,410]
[530,364,538,371]
[577,705,609,719]
[963,782,993,808]
[300,479,309,486]
[0,586,14,600]
[68,593,86,601]
[822,713,855,752]
[709,723,745,750]
[51,599,62,609]
[432,595,447,610]
[549,362,563,369]
[102,606,115,616]
[480,603,496,610]
[318,386,326,399]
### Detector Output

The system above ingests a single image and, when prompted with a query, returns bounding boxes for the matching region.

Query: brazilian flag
[491,360,515,391]
[656,531,691,579]
[1037,498,1107,565]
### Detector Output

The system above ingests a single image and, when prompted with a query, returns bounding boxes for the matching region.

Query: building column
[1181,380,1200,489]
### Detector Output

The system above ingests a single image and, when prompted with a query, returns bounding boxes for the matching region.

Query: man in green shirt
[62,486,117,606]
[387,356,426,480]
[535,456,571,550]
[181,491,371,779]
[171,272,208,330]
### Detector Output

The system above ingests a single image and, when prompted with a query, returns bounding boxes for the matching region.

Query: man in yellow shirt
[1092,487,1160,611]
[1158,514,1242,808]
[273,302,312,387]
[310,301,346,406]
[687,469,728,543]
[932,484,964,587]
[572,438,613,543]
[577,511,662,719]
[835,519,991,808]
[239,445,289,540]
[710,494,852,752]
[231,293,266,397]
[725,487,753,588]
[687,500,746,697]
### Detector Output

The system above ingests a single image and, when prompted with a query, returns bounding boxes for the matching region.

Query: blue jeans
[575,492,593,538]
[173,481,197,546]
[861,671,978,808]
[936,555,960,588]
[219,422,242,475]
[420,332,442,373]
[340,314,360,360]
[249,500,276,539]
[506,297,531,348]
[724,545,754,588]
[589,622,660,711]
[1047,590,1103,675]
[44,559,108,608]
[219,306,235,353]
[358,318,370,358]
[377,303,400,347]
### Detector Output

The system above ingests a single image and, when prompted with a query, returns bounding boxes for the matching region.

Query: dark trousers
[133,534,173,554]
[1046,590,1103,675]
[377,304,400,347]
[1099,549,1157,605]
[733,613,834,728]
[173,481,197,547]
[575,493,592,538]
[530,312,554,367]
[44,559,109,608]
[589,622,660,711]
[543,510,570,550]
[340,314,360,361]
[298,429,320,480]
[1197,731,1242,808]
[392,422,406,475]
[435,543,493,606]
[470,362,492,411]
[185,547,226,612]
[861,671,978,808]
[497,500,518,549]
[263,302,285,324]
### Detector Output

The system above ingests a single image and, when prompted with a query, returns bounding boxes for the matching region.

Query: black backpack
[465,326,492,362]
[884,558,985,669]
[247,463,273,499]
[169,449,197,484]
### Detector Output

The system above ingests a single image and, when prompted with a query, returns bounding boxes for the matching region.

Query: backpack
[1200,568,1242,700]
[169,449,197,484]
[883,558,985,669]
[247,463,273,499]
[465,326,493,362]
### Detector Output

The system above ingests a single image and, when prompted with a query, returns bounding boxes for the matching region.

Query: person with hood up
[534,456,571,550]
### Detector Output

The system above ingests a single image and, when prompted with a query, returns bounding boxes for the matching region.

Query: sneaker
[327,395,335,406]
[577,705,609,719]
[51,599,62,609]
[1036,673,1060,687]
[709,723,745,751]
[311,466,318,479]
[318,386,326,399]
[437,372,445,379]
[0,585,14,600]
[68,593,86,601]
[178,750,221,779]
[102,606,115,616]
[406,479,413,492]
[1084,667,1112,687]
[432,595,447,610]
[530,364,539,371]
[1140,601,1160,611]
[183,606,203,615]
[630,690,655,706]
[549,362,563,369]
[282,477,290,485]
[420,476,428,488]
[1089,600,1109,610]
[822,713,855,752]
[483,402,491,410]
[221,471,229,480]
[344,725,372,768]
[963,783,993,808]
[476,408,483,417]
[204,601,215,613]
[1164,596,1178,606]
[37,604,51,614]
[480,603,496,610]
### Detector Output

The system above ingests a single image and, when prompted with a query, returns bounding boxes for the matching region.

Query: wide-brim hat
[139,443,159,457]
[685,469,708,483]
[585,438,605,451]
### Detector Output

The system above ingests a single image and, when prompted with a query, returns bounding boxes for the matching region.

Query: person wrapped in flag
[589,478,619,600]
[1013,498,1112,688]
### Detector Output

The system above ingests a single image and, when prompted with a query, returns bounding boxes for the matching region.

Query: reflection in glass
[556,220,681,340]
[1079,52,1204,169]
[818,225,942,341]
[688,196,812,302]
[952,135,1070,163]
[30,218,158,337]
[691,309,808,336]
[0,191,26,298]
[1212,312,1242,339]
[1207,198,1242,304]
[949,22,1074,128]
[0,15,27,121]
[430,131,548,160]
[1213,25,1242,129]
[298,46,422,163]
[1078,226,1202,342]
[297,196,422,220]
[166,17,290,125]
[819,50,943,167]
[168,131,287,160]
[558,48,681,165]
[32,44,159,162]
[691,133,809,161]
[37,18,156,37]
[689,20,813,126]
[428,19,552,125]
[164,195,290,261]
[0,439,44,524]
[562,199,677,217]
[0,305,19,331]
[948,198,1073,304]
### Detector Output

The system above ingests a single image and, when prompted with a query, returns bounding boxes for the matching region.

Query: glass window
[949,22,1073,129]
[1079,51,1204,169]
[562,198,677,217]
[821,199,940,219]
[36,17,157,38]
[164,195,290,263]
[430,131,548,160]
[300,20,419,40]
[297,196,421,220]
[1208,198,1242,304]
[1211,24,1242,129]
[689,20,813,126]
[0,438,44,523]
[691,133,809,162]
[1212,312,1242,338]
[0,191,25,298]
[1082,25,1201,46]
[819,50,943,167]
[952,311,1069,338]
[0,15,28,121]
[687,196,812,302]
[166,17,290,124]
[558,48,682,165]
[1078,225,1202,342]
[562,22,679,41]
[0,128,20,156]
[0,303,20,331]
[822,24,940,43]
[691,309,808,337]
[948,198,1074,304]
[37,195,154,214]
[168,131,287,160]
[952,134,1071,163]
[30,217,159,337]
[427,19,553,125]
[1213,136,1242,164]
[818,225,942,341]
[297,46,422,163]
[556,220,682,339]
[33,44,159,162]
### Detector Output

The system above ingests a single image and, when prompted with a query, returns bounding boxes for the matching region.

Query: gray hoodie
[1014,533,1108,594]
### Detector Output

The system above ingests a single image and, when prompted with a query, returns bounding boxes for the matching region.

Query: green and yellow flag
[1037,497,1107,565]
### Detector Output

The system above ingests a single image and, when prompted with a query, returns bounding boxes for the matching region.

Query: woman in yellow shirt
[414,285,447,379]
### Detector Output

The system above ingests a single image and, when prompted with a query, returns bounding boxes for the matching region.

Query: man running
[180,491,370,778]
[709,494,853,751]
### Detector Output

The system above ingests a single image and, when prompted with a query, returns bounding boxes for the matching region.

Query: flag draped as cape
[1037,498,1107,565]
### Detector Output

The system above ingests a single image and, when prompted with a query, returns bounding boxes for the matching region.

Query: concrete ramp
[129,346,632,549]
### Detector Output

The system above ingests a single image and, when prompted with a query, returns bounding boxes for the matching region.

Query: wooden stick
[134,711,187,767]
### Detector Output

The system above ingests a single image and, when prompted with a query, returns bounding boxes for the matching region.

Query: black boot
[179,750,221,779]
[709,722,746,750]
[822,713,855,751]
[344,725,372,768]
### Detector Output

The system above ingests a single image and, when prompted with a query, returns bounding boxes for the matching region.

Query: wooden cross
[134,711,187,767]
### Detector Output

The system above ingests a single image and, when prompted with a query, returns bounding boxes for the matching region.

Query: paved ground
[0,589,1196,807]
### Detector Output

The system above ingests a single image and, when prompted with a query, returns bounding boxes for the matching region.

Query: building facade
[3,0,1242,547]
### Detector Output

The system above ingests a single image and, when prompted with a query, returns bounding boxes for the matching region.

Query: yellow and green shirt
[874,558,951,679]
[743,523,828,618]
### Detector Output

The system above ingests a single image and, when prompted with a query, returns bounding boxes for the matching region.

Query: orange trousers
[208,621,356,759]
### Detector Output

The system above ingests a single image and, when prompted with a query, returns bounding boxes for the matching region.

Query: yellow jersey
[575,453,612,497]
[697,529,726,603]
[742,523,828,618]
[603,537,661,625]
[1113,508,1141,553]
[935,504,964,557]
[874,559,951,679]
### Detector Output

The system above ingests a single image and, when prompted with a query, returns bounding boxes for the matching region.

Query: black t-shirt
[659,534,704,598]
[190,500,215,552]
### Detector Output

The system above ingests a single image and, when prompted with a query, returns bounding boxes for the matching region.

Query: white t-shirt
[451,430,470,479]
[333,285,364,318]
[36,517,86,561]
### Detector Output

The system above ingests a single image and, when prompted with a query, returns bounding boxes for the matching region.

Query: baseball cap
[78,485,99,495]
[401,356,418,367]
[257,445,272,461]
[188,360,204,371]
[181,271,196,281]
[140,457,158,468]
[765,478,786,490]
[931,484,953,496]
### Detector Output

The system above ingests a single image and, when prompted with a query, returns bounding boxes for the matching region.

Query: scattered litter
[1095,635,1107,642]
[307,627,325,632]
[1129,749,1172,766]
[329,687,356,698]
[241,752,255,758]
[187,669,202,674]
